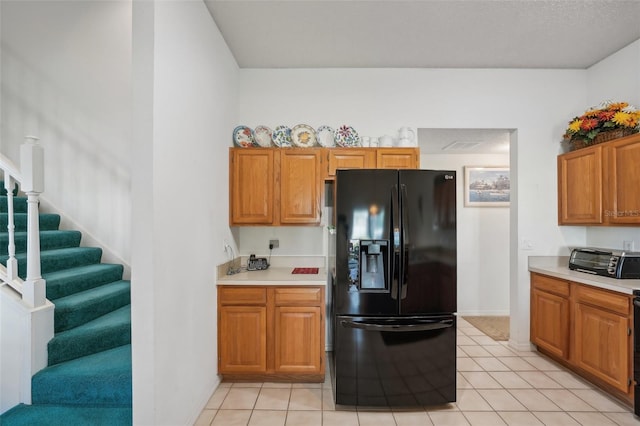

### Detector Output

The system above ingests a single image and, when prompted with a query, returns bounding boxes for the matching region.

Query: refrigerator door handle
[340,319,454,332]
[391,184,400,300]
[400,183,409,300]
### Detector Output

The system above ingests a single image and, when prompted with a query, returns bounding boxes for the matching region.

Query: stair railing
[1,136,52,408]
[1,136,46,307]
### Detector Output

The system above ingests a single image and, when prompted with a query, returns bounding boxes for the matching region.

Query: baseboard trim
[508,339,535,352]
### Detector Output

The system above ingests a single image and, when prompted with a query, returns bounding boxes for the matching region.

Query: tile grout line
[198,322,637,426]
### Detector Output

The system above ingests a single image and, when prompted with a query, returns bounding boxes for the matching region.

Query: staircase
[0,182,132,425]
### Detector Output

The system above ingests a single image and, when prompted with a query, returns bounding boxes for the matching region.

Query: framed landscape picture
[464,166,510,207]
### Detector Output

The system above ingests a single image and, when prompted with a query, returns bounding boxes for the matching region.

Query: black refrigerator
[331,169,457,407]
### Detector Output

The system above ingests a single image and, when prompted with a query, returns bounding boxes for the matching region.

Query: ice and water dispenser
[347,239,389,291]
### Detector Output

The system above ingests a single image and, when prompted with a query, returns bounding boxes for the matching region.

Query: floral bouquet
[563,101,640,148]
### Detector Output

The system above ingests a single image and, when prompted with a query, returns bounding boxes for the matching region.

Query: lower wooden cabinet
[572,284,631,394]
[530,273,633,404]
[274,306,322,373]
[219,305,267,373]
[218,285,325,381]
[530,274,570,359]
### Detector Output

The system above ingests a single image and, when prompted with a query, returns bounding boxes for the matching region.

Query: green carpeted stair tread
[44,263,124,300]
[32,344,132,406]
[0,183,133,422]
[0,230,82,255]
[0,404,132,426]
[0,246,103,278]
[48,305,131,366]
[0,212,60,231]
[0,195,28,213]
[54,280,131,332]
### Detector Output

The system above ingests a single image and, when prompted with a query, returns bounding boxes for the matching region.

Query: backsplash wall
[237,226,327,257]
[586,227,640,252]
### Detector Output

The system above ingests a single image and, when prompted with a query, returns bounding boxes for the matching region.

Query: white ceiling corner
[203,0,640,154]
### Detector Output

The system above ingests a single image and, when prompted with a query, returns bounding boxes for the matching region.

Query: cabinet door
[274,306,322,374]
[279,149,322,224]
[573,303,630,393]
[606,135,640,225]
[326,148,376,179]
[376,148,419,169]
[530,288,570,359]
[230,149,275,225]
[557,145,603,225]
[219,306,267,373]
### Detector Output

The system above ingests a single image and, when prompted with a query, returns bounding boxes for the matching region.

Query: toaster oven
[569,247,640,279]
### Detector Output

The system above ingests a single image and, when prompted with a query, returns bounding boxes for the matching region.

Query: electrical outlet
[269,239,279,249]
[623,240,635,252]
[521,239,534,250]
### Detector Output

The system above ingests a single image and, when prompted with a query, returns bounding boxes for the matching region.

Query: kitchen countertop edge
[217,267,327,286]
[528,256,640,295]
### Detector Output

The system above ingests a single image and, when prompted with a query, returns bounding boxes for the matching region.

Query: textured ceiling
[205,0,640,69]
[205,0,640,153]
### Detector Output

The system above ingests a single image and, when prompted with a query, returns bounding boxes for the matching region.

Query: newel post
[20,135,45,307]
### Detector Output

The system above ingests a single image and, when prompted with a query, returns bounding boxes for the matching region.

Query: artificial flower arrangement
[563,101,640,147]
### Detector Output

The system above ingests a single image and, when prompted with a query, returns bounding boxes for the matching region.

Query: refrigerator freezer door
[333,315,456,406]
[398,170,457,315]
[335,169,399,315]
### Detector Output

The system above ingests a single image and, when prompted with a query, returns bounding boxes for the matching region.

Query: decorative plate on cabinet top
[232,125,256,148]
[291,124,317,147]
[316,125,335,147]
[334,125,360,147]
[253,125,273,147]
[272,125,292,147]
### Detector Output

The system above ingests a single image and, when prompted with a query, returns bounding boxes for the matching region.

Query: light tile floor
[195,318,638,425]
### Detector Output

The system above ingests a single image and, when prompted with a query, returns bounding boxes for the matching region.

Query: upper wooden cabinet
[325,147,419,179]
[279,149,322,224]
[326,148,376,178]
[606,135,640,225]
[325,148,420,180]
[558,133,640,226]
[230,149,275,225]
[376,148,420,170]
[557,145,603,224]
[229,148,321,226]
[231,147,420,225]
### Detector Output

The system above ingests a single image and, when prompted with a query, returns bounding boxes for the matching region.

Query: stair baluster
[3,175,18,282]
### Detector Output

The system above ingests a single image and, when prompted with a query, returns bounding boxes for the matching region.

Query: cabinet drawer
[531,273,569,297]
[275,287,323,305]
[219,287,267,305]
[573,284,630,316]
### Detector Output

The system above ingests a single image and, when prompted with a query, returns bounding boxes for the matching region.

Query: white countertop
[217,267,328,286]
[528,256,640,295]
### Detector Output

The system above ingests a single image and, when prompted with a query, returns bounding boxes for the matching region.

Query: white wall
[422,153,510,315]
[131,1,238,424]
[587,39,640,108]
[238,226,325,257]
[585,39,640,251]
[238,68,589,348]
[1,1,132,270]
